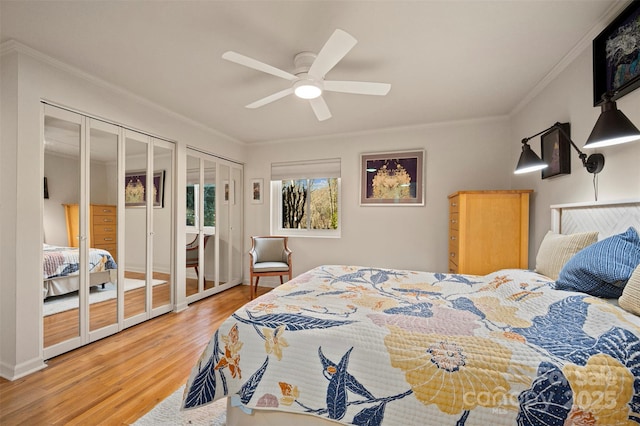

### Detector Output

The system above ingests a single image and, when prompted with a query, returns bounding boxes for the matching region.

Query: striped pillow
[555,227,640,298]
[535,231,599,280]
[619,265,640,316]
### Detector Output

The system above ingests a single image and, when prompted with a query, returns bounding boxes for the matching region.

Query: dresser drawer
[93,234,116,245]
[93,224,117,237]
[94,214,117,225]
[94,205,116,215]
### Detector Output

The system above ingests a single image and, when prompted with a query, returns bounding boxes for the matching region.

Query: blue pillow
[555,227,640,298]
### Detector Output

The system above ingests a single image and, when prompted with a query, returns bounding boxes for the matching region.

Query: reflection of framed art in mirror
[125,170,165,207]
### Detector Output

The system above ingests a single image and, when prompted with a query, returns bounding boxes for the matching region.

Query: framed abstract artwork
[593,1,640,105]
[360,150,425,206]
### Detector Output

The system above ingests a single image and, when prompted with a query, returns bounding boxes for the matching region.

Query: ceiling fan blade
[246,88,294,109]
[323,80,391,96]
[222,51,297,81]
[308,29,357,79]
[309,97,332,121]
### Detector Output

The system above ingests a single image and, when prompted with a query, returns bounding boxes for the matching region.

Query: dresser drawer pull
[102,218,114,223]
[102,228,114,232]
[102,209,114,213]
[102,237,114,242]
[450,252,456,258]
[451,219,457,224]
[450,202,457,207]
[450,236,456,241]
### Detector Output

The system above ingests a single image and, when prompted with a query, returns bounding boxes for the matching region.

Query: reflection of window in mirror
[186,184,197,227]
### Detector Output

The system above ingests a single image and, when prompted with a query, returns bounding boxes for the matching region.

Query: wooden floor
[0,284,272,426]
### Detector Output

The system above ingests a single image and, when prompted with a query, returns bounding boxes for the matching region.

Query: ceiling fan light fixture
[294,79,322,99]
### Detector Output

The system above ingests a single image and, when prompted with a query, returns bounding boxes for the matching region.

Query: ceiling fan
[222,29,391,121]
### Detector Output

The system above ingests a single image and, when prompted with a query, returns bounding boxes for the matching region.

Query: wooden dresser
[448,190,532,275]
[64,204,118,262]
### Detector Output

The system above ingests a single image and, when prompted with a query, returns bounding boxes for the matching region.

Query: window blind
[271,158,341,180]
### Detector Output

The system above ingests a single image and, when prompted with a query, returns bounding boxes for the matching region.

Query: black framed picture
[593,1,640,106]
[541,123,571,179]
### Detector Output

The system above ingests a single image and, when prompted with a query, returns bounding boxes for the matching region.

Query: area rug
[133,385,226,425]
[43,278,166,316]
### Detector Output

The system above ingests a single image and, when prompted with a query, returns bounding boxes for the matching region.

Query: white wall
[244,116,514,280]
[511,46,640,265]
[0,45,246,380]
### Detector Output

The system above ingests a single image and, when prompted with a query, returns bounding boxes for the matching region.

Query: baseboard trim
[0,357,47,381]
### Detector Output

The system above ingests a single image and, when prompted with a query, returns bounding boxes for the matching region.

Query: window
[271,159,341,238]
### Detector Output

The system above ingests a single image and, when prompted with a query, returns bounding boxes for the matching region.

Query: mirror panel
[43,114,82,348]
[231,166,243,283]
[218,163,231,285]
[203,159,216,290]
[152,141,172,309]
[186,155,200,298]
[124,132,148,319]
[88,123,119,332]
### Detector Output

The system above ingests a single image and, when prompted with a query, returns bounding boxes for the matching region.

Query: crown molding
[0,39,244,146]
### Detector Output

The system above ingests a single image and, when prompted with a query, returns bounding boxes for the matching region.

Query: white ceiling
[0,1,625,144]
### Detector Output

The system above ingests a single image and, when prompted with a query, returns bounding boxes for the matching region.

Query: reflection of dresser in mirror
[63,204,118,262]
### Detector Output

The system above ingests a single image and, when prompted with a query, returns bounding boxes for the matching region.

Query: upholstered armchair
[249,236,292,299]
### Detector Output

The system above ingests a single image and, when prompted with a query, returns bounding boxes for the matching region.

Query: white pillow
[619,264,640,316]
[535,231,598,280]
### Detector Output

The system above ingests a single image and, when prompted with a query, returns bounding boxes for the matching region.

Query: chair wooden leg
[251,276,260,300]
[279,275,283,284]
[194,266,199,277]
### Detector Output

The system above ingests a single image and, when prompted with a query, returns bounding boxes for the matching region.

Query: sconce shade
[584,98,640,148]
[514,142,547,174]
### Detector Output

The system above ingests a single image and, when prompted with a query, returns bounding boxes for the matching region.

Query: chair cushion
[253,261,290,273]
[254,238,286,263]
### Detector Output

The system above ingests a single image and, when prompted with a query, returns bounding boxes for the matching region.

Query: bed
[182,199,640,425]
[43,243,117,299]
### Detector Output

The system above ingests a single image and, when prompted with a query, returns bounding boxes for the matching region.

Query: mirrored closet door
[185,149,243,303]
[43,105,122,358]
[123,130,174,328]
[42,104,174,358]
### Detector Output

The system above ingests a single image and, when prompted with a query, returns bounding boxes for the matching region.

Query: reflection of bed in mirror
[43,243,117,298]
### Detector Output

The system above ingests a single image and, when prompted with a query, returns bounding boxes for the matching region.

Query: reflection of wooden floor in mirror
[44,271,171,348]
[186,278,227,297]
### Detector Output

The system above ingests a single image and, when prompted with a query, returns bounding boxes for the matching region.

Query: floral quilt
[43,243,117,280]
[182,265,640,425]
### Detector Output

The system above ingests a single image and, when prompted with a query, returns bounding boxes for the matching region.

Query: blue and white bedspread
[182,265,640,425]
[43,243,117,280]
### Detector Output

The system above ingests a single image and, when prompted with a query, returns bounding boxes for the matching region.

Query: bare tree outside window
[282,178,338,230]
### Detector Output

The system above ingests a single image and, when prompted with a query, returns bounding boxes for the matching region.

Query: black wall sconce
[514,122,605,175]
[515,94,640,176]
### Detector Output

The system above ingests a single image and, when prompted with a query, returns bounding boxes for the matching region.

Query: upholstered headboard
[551,198,640,240]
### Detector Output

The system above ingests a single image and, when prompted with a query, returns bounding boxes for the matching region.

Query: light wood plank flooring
[0,284,272,425]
